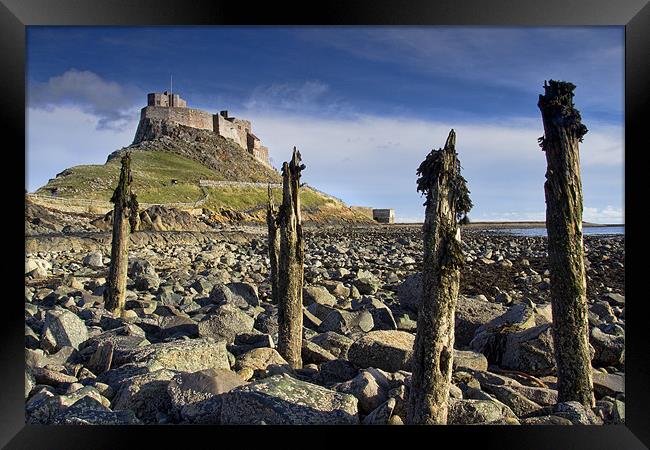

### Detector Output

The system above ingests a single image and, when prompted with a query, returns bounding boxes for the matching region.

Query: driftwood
[407,129,472,424]
[104,152,138,315]
[267,148,306,369]
[538,80,594,407]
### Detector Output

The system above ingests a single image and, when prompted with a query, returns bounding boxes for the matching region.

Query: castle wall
[213,114,247,148]
[141,106,213,131]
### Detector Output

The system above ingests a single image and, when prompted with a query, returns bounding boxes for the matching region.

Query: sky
[26,26,625,223]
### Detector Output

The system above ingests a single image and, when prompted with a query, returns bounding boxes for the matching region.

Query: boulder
[448,398,519,425]
[303,286,337,307]
[553,401,603,425]
[334,369,390,414]
[480,383,542,416]
[362,398,396,425]
[220,374,359,425]
[116,338,230,373]
[41,308,88,352]
[319,309,374,335]
[53,396,141,425]
[197,303,255,342]
[455,296,507,347]
[348,330,414,372]
[319,359,359,384]
[592,371,624,398]
[234,347,289,377]
[167,368,246,424]
[310,332,354,359]
[302,340,337,365]
[500,324,556,376]
[112,369,177,424]
[25,257,51,278]
[590,327,624,367]
[82,252,104,268]
[27,386,108,424]
[353,270,381,295]
[453,350,488,372]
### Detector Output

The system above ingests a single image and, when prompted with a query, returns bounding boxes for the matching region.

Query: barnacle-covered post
[275,148,306,369]
[266,184,280,305]
[406,129,472,424]
[538,80,594,407]
[104,152,138,315]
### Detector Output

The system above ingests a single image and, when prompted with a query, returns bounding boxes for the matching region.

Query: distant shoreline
[392,221,624,229]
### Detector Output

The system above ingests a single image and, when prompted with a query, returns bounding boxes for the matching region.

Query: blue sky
[26,26,624,223]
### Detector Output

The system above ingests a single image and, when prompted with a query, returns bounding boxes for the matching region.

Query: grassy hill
[35,124,374,224]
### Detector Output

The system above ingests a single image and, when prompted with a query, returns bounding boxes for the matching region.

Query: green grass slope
[36,150,373,224]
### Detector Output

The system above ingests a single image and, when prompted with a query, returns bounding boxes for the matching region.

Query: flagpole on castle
[170,74,173,106]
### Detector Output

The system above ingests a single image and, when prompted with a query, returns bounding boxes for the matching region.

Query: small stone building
[373,209,395,224]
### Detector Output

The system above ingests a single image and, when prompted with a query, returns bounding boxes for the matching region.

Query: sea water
[494,226,624,237]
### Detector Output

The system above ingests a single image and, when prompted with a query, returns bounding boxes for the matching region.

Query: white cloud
[29,69,141,130]
[26,106,138,191]
[244,111,623,221]
[583,206,624,224]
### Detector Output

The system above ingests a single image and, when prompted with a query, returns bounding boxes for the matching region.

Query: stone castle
[139,91,271,166]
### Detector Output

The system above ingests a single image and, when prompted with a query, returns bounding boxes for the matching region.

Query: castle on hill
[139,91,271,167]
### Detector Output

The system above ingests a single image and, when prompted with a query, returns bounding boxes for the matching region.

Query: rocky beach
[24,205,625,425]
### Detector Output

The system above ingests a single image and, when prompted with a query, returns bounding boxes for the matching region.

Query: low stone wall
[199,180,282,189]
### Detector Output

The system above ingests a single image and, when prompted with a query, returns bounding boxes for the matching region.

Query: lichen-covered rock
[303,285,337,307]
[455,296,507,347]
[197,303,255,342]
[592,371,624,398]
[590,327,624,367]
[353,270,381,295]
[480,383,542,416]
[211,282,260,308]
[448,398,520,425]
[167,368,246,424]
[234,347,289,377]
[553,401,603,425]
[319,309,374,335]
[347,330,414,372]
[112,369,177,424]
[453,350,488,372]
[116,338,230,373]
[501,324,556,376]
[310,332,354,359]
[41,308,88,352]
[53,396,141,425]
[362,398,396,425]
[27,386,108,424]
[302,340,337,365]
[520,415,573,425]
[334,369,389,415]
[220,374,359,424]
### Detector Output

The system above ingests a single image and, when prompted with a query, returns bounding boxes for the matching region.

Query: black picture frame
[3,0,648,448]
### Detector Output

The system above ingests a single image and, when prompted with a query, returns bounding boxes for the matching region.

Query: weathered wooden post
[407,129,472,424]
[104,152,138,315]
[538,80,594,407]
[273,148,306,369]
[266,184,280,305]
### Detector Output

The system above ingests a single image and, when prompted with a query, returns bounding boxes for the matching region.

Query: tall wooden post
[275,148,306,369]
[407,130,472,424]
[266,184,280,305]
[104,152,138,316]
[538,80,594,407]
